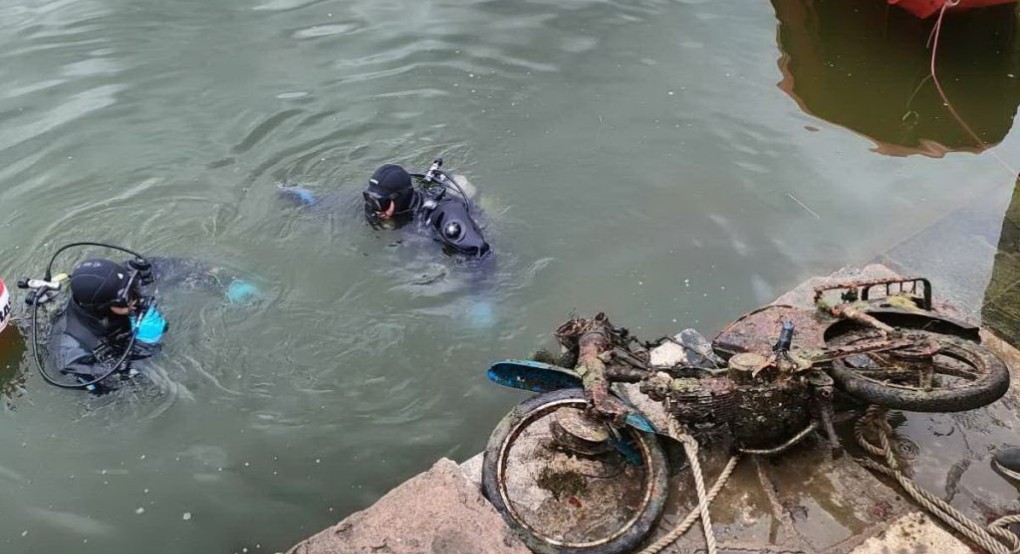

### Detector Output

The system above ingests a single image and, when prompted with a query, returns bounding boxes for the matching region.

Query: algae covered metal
[480,276,1010,554]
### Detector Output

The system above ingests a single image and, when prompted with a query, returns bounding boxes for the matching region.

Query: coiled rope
[855,404,1020,554]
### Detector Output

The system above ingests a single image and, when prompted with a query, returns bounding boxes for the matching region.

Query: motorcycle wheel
[481,388,669,554]
[825,326,1009,412]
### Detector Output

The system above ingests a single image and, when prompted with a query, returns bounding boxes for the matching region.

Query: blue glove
[133,306,168,345]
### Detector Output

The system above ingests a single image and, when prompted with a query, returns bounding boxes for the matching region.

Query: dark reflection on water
[773,0,1020,155]
[984,178,1020,341]
[0,325,26,404]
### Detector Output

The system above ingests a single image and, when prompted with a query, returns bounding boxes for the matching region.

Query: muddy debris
[536,467,589,501]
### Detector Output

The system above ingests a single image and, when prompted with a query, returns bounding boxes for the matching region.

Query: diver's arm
[145,258,259,304]
[277,186,319,207]
[60,353,100,379]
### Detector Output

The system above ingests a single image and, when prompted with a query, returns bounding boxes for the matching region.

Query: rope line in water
[929,0,1017,176]
[855,404,1020,554]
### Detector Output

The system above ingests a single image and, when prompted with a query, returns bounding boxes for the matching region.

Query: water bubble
[182,512,192,521]
[135,507,145,515]
[21,531,28,537]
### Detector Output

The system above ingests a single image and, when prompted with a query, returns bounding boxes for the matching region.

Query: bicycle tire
[481,388,669,554]
[826,327,1009,412]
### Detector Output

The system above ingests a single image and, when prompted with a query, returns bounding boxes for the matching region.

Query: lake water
[1,1,1018,552]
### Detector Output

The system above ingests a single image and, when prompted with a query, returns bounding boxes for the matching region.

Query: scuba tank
[415,159,491,258]
[420,192,491,257]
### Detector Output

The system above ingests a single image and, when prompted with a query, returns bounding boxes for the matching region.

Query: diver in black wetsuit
[47,258,164,389]
[361,161,490,258]
[22,243,260,392]
[279,158,491,258]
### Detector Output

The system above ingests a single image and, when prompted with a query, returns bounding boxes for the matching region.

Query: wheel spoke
[931,362,979,381]
[854,369,915,380]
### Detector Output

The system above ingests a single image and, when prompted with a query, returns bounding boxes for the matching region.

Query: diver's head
[363,164,414,222]
[70,259,141,317]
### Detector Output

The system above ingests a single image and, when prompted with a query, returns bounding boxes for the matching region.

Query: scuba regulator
[19,242,166,390]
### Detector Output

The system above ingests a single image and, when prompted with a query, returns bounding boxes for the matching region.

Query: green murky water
[1,1,1019,552]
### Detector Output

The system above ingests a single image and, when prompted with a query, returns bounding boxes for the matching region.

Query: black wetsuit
[280,181,491,258]
[46,257,255,387]
[404,186,490,258]
[47,299,157,383]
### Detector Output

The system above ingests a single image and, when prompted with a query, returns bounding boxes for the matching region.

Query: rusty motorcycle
[481,277,1010,554]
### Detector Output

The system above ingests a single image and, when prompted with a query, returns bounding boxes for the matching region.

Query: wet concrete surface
[641,446,916,553]
[281,458,530,554]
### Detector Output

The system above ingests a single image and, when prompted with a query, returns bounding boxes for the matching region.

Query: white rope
[638,421,740,554]
[856,405,1020,554]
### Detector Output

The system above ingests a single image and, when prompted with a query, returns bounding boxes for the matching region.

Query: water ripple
[0,84,126,154]
[291,22,361,40]
[251,0,330,12]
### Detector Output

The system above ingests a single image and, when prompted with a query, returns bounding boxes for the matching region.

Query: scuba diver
[362,160,490,258]
[19,242,259,393]
[47,257,164,390]
[280,158,491,258]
